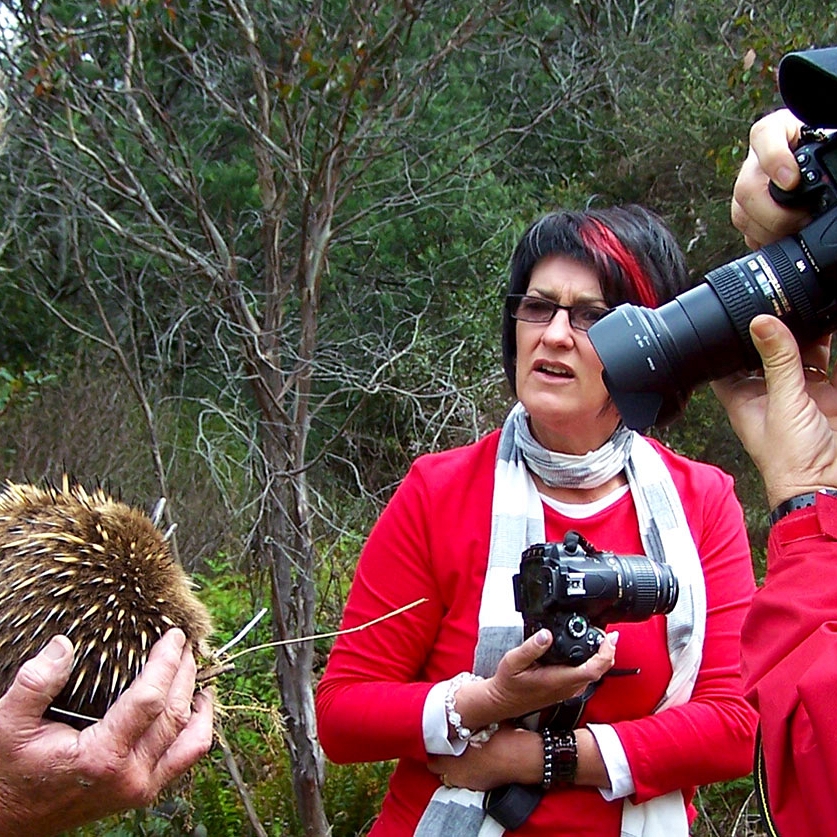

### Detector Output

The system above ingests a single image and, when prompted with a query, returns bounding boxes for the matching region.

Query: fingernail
[535,629,550,647]
[607,630,620,646]
[169,628,187,649]
[44,636,68,660]
[751,316,778,341]
[777,166,796,190]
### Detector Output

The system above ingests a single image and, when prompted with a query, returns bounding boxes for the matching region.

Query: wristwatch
[769,488,837,526]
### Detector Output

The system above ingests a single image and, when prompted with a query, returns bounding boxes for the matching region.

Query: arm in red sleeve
[741,492,837,834]
[316,442,494,766]
[613,471,758,802]
[316,462,443,764]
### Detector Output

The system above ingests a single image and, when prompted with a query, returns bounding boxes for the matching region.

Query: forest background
[0,1,827,835]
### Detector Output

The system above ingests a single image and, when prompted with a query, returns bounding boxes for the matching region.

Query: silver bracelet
[444,672,499,748]
[541,728,555,789]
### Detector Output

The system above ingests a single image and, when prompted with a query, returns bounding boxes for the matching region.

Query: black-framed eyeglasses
[506,294,612,332]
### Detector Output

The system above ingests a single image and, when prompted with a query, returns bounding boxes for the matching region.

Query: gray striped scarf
[414,402,706,837]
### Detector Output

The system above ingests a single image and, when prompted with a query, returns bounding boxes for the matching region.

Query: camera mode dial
[566,614,588,638]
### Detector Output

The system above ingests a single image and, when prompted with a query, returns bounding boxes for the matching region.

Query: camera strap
[754,726,782,837]
[483,783,545,831]
[482,690,594,830]
[542,690,591,730]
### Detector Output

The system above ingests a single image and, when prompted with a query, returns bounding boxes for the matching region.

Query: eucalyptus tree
[0,2,611,832]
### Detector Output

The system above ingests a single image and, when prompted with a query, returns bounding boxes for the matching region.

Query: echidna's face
[0,480,212,728]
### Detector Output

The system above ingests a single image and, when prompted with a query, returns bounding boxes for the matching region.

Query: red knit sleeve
[315,439,496,765]
[740,493,837,834]
[315,461,443,764]
[612,468,758,802]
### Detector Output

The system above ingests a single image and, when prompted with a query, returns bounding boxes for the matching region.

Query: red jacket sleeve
[611,468,758,803]
[741,492,837,834]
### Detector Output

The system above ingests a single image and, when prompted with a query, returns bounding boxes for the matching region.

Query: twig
[215,723,269,837]
[220,597,428,666]
[216,607,269,656]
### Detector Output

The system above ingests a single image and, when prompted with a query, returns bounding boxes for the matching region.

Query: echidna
[0,478,212,727]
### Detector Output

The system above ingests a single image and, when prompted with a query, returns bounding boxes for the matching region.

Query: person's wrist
[541,729,576,789]
[763,477,836,512]
[447,677,502,738]
[769,488,837,525]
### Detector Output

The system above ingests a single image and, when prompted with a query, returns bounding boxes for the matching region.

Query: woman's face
[514,254,622,454]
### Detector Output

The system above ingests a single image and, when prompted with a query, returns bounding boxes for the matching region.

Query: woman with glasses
[316,206,758,836]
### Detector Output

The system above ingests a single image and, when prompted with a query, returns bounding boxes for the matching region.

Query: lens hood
[779,47,837,129]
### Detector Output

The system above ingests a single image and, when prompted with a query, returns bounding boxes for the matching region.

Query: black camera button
[803,168,821,184]
[795,150,811,166]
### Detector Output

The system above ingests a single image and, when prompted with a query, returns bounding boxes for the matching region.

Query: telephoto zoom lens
[588,209,837,430]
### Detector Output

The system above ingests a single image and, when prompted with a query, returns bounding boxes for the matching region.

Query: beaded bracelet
[444,672,499,748]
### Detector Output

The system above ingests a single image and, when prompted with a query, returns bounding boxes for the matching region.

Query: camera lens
[611,556,678,620]
[588,211,837,429]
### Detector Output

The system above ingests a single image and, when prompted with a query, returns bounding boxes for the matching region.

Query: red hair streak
[581,220,659,308]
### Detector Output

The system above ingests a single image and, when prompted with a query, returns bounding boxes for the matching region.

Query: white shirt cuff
[587,723,635,800]
[423,679,468,756]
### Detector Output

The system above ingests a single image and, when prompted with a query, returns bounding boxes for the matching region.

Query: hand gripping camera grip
[768,179,808,208]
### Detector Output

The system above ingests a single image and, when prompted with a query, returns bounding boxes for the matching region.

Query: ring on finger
[803,365,830,382]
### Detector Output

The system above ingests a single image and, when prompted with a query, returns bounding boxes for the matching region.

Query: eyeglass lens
[508,295,609,331]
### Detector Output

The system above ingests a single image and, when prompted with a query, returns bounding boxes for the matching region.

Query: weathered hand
[730,108,809,249]
[712,315,837,509]
[484,628,617,720]
[0,629,214,837]
[453,628,617,734]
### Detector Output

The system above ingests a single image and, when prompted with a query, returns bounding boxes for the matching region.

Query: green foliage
[190,755,249,837]
[2,0,834,834]
[0,365,56,414]
[693,777,767,836]
[323,761,394,837]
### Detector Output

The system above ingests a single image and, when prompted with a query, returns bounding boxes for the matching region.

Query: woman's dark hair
[501,205,691,394]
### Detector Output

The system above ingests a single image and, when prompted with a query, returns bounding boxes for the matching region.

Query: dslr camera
[512,530,679,665]
[587,48,837,429]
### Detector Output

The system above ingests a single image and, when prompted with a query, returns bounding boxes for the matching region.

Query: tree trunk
[259,423,329,837]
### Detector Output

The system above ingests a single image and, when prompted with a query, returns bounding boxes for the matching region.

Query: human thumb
[515,628,553,669]
[0,636,74,723]
[750,315,805,400]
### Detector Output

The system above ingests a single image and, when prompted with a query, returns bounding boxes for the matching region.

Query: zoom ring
[627,563,664,615]
[761,242,816,324]
[706,264,766,365]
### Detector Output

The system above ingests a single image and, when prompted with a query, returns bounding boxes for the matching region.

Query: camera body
[587,48,837,430]
[768,128,837,214]
[512,530,678,666]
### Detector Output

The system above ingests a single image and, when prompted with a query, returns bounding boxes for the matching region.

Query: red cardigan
[316,431,758,836]
[741,493,837,836]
